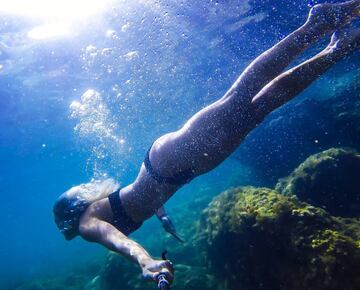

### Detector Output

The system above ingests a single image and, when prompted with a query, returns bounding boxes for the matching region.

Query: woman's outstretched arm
[78,203,174,283]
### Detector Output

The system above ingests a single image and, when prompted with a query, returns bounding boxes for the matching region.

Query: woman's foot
[326,28,360,56]
[306,0,360,34]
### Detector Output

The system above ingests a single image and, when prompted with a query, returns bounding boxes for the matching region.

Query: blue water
[0,0,359,288]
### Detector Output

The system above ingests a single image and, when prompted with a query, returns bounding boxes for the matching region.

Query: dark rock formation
[94,253,145,290]
[197,186,360,290]
[88,252,218,290]
[275,148,360,217]
[14,264,100,290]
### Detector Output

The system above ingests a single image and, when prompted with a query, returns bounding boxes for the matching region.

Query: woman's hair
[53,178,119,240]
[67,178,120,203]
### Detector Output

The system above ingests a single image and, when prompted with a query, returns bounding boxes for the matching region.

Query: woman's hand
[141,258,174,284]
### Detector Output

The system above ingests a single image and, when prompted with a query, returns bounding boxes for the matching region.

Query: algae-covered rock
[14,276,86,290]
[95,252,219,290]
[14,267,100,290]
[95,252,146,290]
[275,148,360,217]
[197,186,360,290]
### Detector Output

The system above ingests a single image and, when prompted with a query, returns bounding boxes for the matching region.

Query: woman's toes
[308,0,360,33]
[327,28,360,54]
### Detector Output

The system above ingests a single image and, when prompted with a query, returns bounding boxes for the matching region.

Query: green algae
[16,185,360,290]
[310,229,359,254]
[197,186,360,290]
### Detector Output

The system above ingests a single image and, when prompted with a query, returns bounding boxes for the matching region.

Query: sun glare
[0,0,116,39]
[27,23,72,40]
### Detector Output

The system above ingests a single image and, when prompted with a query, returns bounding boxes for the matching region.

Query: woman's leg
[251,29,360,120]
[151,1,360,177]
[225,0,360,107]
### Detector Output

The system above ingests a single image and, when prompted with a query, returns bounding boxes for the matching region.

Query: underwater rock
[197,186,360,290]
[94,252,219,290]
[172,264,220,290]
[14,273,92,290]
[14,262,101,290]
[96,252,145,290]
[275,148,360,217]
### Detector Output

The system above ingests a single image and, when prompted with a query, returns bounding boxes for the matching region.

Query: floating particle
[106,29,116,38]
[121,23,130,32]
[124,51,139,60]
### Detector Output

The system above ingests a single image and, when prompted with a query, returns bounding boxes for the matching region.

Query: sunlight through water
[0,0,117,39]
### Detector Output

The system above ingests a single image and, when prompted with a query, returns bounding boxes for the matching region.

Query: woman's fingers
[142,259,175,284]
[155,261,175,284]
[161,260,174,273]
[142,271,156,282]
[143,270,172,283]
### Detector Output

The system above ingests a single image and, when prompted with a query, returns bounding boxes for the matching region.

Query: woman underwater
[54,0,360,286]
